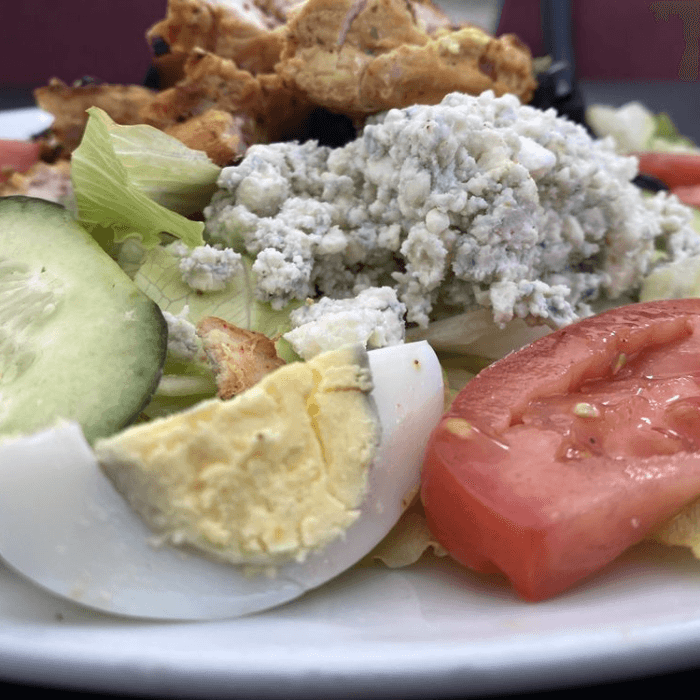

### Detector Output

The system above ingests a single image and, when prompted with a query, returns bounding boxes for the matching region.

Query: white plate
[3,103,700,697]
[0,107,53,140]
[2,543,700,697]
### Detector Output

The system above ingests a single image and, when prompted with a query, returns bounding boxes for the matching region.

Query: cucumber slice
[0,196,167,442]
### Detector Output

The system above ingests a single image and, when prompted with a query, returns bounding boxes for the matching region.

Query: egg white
[0,341,444,620]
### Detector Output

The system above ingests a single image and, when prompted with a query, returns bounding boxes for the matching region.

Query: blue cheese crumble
[171,242,243,292]
[162,305,200,360]
[283,286,406,360]
[204,90,700,328]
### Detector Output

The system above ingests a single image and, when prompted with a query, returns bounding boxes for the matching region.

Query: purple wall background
[2,2,165,88]
[499,0,700,81]
[0,1,697,89]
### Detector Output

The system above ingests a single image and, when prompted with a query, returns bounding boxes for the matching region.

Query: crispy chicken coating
[30,0,537,177]
[278,0,537,115]
[196,315,286,399]
[141,0,535,144]
[164,108,253,166]
[146,0,301,82]
[143,50,314,144]
[34,79,157,153]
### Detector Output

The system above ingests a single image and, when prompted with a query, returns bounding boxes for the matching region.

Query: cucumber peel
[0,196,167,442]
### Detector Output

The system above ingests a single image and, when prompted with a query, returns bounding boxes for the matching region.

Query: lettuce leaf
[585,102,656,153]
[140,353,218,420]
[135,244,299,337]
[71,107,219,249]
[135,244,301,416]
[586,101,698,154]
[648,112,697,152]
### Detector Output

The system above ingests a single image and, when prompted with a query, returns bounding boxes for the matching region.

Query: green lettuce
[135,244,299,337]
[135,244,301,416]
[138,353,219,420]
[68,107,304,417]
[71,107,220,249]
[586,101,697,154]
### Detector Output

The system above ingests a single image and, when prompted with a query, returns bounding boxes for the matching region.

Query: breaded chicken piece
[164,108,253,165]
[34,79,157,153]
[147,0,452,76]
[146,0,302,82]
[143,50,314,144]
[31,0,536,170]
[196,316,286,399]
[278,0,537,115]
[0,160,73,204]
[142,0,534,142]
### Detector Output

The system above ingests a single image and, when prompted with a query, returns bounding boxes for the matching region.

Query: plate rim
[0,106,54,141]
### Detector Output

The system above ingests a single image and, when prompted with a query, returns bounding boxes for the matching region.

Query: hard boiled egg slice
[0,341,443,620]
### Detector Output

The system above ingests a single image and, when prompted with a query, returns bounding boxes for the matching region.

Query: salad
[4,0,700,624]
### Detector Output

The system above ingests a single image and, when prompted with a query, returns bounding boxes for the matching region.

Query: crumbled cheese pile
[284,286,406,360]
[171,242,243,292]
[162,305,200,360]
[204,90,700,328]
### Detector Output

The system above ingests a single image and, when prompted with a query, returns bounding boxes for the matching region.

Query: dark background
[1,2,164,89]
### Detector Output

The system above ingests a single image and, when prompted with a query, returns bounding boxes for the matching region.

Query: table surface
[1,661,699,699]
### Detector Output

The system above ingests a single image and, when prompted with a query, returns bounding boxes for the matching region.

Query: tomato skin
[0,140,41,182]
[634,152,700,190]
[421,299,700,601]
[672,184,700,208]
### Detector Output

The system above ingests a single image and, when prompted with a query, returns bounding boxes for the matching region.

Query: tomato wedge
[421,299,700,601]
[671,184,700,208]
[0,140,41,183]
[634,152,700,190]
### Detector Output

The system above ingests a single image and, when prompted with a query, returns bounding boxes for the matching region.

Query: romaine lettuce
[135,244,301,416]
[586,101,698,154]
[135,244,299,338]
[71,108,219,249]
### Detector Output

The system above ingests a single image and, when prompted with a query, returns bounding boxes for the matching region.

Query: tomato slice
[672,184,700,208]
[421,299,700,601]
[0,140,41,183]
[634,152,700,190]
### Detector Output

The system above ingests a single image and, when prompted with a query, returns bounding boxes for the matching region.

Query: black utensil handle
[541,0,576,93]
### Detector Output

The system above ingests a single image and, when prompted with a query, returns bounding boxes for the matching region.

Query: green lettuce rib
[71,107,220,249]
